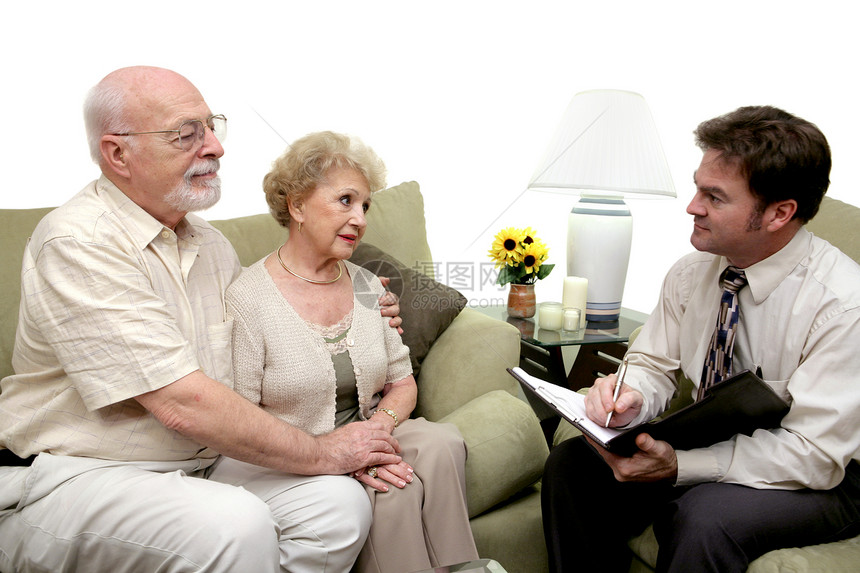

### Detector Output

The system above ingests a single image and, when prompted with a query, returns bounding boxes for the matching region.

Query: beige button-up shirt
[0,176,241,461]
[627,228,860,490]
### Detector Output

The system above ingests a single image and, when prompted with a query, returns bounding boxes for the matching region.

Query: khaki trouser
[0,454,371,572]
[356,418,479,573]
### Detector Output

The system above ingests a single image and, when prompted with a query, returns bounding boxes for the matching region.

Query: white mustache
[185,159,220,180]
[165,158,222,213]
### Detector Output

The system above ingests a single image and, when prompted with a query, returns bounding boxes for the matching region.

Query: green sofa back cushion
[209,213,287,267]
[0,207,54,380]
[807,196,860,262]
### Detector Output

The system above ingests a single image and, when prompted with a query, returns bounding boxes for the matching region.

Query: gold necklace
[276,247,343,285]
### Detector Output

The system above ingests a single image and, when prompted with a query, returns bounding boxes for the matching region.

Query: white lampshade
[528,89,676,197]
[528,89,675,321]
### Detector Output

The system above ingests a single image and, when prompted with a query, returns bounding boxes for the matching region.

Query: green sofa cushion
[629,524,860,573]
[747,534,860,573]
[440,389,548,517]
[468,487,547,573]
[416,309,521,421]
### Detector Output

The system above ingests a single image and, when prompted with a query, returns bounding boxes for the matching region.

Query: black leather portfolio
[509,366,790,457]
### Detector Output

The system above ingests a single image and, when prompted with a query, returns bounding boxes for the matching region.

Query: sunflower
[521,240,549,274]
[521,226,539,246]
[489,226,555,286]
[488,227,525,268]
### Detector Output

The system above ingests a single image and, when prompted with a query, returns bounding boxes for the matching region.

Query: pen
[605,356,629,428]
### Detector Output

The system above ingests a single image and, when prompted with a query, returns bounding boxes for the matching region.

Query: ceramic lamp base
[567,196,632,321]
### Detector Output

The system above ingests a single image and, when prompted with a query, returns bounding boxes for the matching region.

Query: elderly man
[0,66,403,572]
[542,106,860,572]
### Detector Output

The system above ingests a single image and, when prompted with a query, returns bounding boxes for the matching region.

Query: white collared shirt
[0,176,241,461]
[627,227,860,489]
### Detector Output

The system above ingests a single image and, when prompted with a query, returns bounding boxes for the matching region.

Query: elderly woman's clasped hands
[344,418,416,492]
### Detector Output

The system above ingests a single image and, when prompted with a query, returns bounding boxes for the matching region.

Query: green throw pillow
[349,243,466,380]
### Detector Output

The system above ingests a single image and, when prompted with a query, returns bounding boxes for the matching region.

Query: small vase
[507,283,536,318]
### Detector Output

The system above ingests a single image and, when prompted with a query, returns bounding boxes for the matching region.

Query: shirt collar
[95,175,201,249]
[737,227,811,304]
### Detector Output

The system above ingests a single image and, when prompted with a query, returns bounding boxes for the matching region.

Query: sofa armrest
[439,390,548,517]
[415,308,520,421]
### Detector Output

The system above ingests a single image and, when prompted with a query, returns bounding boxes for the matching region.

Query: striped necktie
[698,266,748,401]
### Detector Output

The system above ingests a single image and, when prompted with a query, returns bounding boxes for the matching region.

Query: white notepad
[511,367,621,444]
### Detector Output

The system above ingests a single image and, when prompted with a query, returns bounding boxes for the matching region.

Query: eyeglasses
[114,114,227,152]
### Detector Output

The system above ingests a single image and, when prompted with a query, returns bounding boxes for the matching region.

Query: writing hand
[585,432,678,483]
[585,374,643,428]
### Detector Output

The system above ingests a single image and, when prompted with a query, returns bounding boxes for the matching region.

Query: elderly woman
[225,131,478,573]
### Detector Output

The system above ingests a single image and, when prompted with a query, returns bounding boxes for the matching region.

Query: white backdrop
[3,1,857,314]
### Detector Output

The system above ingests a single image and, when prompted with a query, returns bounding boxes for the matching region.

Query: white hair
[82,80,136,164]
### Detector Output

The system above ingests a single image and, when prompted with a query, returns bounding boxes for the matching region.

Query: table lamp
[527,89,675,321]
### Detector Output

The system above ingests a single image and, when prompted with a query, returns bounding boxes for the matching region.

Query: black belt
[0,448,35,466]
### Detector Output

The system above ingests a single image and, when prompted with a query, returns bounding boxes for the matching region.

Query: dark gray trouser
[541,436,860,573]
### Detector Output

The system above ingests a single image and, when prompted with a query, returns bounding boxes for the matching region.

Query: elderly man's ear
[100,137,130,178]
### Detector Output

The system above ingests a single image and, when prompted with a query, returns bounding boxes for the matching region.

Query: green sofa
[0,181,550,573]
[554,195,860,572]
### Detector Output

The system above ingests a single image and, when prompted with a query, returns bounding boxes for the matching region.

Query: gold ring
[367,466,378,478]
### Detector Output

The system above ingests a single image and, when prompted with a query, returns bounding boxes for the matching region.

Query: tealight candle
[539,302,564,330]
[563,307,582,332]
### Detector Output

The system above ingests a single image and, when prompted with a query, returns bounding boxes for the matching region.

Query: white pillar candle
[562,276,588,328]
[539,302,564,330]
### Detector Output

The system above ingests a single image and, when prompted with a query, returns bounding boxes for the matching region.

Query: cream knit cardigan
[226,258,413,436]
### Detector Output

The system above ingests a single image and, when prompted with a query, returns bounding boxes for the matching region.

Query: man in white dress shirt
[542,105,860,572]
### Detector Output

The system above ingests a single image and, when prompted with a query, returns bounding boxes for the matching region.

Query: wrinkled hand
[585,373,643,428]
[316,419,402,475]
[378,276,403,334]
[353,460,415,492]
[585,432,678,483]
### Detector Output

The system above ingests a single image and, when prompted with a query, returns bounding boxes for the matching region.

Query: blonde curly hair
[263,131,387,229]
